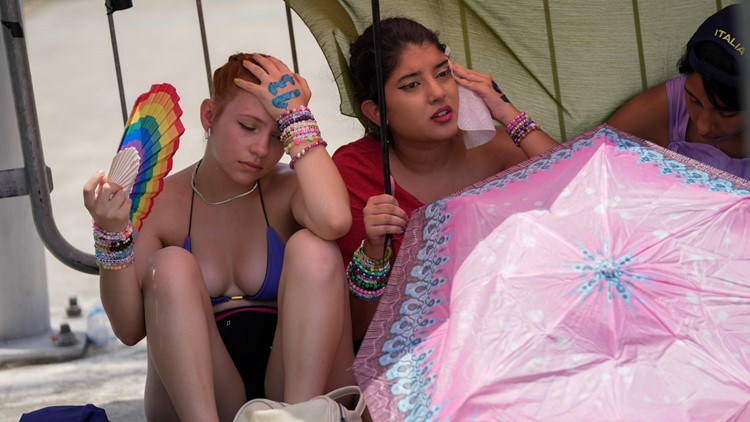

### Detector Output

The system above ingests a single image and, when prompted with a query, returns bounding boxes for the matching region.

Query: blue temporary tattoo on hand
[268,74,296,96]
[272,89,301,109]
[492,80,511,103]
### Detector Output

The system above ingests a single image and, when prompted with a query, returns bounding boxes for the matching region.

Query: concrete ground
[0,0,360,420]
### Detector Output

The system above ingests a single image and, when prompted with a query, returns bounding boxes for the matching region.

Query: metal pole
[195,0,213,96]
[0,0,98,274]
[285,2,299,74]
[0,0,51,342]
[106,10,127,125]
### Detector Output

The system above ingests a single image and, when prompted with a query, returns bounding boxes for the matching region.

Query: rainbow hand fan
[114,83,184,230]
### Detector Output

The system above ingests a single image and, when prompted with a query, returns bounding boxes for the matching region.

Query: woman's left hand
[234,53,312,119]
[451,61,519,126]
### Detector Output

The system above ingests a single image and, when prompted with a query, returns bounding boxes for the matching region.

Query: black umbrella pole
[742,1,749,174]
[371,0,394,256]
[371,0,390,196]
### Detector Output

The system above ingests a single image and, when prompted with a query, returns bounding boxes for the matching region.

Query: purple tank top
[665,75,749,179]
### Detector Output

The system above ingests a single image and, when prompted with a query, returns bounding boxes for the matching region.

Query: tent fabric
[287,0,736,142]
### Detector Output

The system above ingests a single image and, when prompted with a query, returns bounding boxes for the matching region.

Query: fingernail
[401,226,406,233]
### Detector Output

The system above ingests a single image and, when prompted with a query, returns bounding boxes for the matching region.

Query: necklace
[191,162,258,205]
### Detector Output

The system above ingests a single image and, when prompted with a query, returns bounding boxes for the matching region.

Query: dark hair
[211,53,261,119]
[678,41,741,112]
[348,17,445,135]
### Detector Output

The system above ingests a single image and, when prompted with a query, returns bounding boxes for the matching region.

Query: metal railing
[1,0,97,273]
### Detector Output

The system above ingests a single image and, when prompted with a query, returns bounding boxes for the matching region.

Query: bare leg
[265,230,356,403]
[141,247,246,422]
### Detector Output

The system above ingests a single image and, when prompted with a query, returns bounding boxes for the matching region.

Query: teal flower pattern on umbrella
[572,241,650,315]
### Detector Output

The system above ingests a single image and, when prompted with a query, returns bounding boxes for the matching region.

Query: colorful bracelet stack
[276,105,327,169]
[93,221,134,270]
[504,112,541,147]
[347,241,392,301]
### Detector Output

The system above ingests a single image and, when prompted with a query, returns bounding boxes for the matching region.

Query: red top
[332,135,424,267]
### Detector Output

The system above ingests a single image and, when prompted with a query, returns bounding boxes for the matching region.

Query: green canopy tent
[288,0,738,142]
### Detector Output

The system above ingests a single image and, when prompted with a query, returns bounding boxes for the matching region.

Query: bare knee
[142,246,203,299]
[284,229,345,291]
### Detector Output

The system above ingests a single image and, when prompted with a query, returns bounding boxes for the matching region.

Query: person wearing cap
[607,4,747,179]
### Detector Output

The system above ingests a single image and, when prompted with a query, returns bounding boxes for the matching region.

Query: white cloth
[457,84,496,149]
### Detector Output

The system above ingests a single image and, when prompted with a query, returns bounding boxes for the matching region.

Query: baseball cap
[687,4,744,87]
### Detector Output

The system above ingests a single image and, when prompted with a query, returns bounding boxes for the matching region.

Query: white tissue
[457,84,496,149]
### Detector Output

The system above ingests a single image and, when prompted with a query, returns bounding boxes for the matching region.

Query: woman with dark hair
[608,4,747,179]
[83,53,355,421]
[333,17,559,348]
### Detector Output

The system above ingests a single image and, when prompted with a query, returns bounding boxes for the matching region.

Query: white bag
[233,385,365,422]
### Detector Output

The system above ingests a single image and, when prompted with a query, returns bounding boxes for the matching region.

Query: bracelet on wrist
[93,220,135,270]
[504,112,541,147]
[289,140,327,170]
[347,240,392,301]
[276,105,314,133]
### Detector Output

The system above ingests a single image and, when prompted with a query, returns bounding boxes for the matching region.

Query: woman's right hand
[235,53,312,120]
[83,170,132,232]
[362,193,409,258]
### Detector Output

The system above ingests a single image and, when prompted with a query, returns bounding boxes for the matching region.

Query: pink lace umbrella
[353,125,750,421]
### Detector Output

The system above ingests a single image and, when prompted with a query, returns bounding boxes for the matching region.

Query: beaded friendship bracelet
[504,111,541,147]
[93,221,134,270]
[289,140,327,170]
[347,240,393,301]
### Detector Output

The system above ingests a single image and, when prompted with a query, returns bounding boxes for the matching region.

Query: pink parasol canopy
[353,125,750,421]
